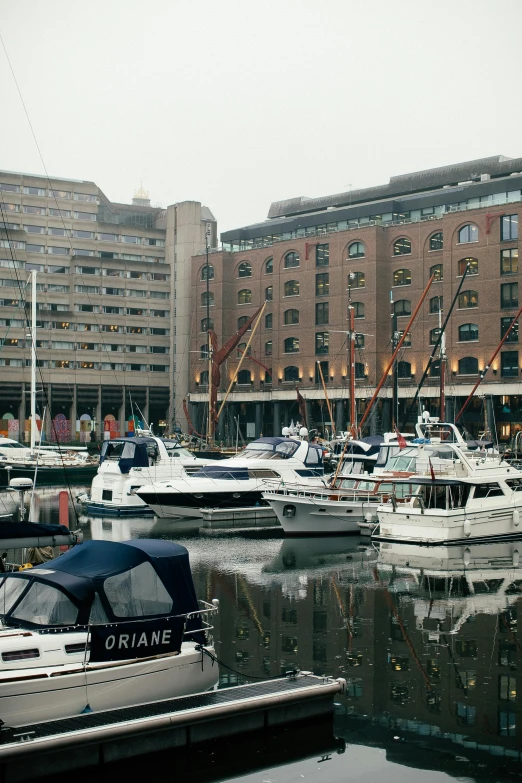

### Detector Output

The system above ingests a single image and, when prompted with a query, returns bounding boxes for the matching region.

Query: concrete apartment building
[189,155,521,441]
[0,170,216,440]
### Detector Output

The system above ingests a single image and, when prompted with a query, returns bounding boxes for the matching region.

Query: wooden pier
[0,673,345,782]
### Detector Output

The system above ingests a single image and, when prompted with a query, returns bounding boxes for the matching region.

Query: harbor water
[3,486,522,783]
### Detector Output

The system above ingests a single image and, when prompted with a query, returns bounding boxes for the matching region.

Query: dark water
[7,487,522,783]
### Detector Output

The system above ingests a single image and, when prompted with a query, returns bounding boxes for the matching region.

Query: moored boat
[0,538,218,726]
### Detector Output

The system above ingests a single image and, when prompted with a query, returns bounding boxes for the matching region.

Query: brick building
[188,155,521,442]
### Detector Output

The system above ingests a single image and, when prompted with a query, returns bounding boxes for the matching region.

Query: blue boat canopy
[0,539,203,639]
[100,437,156,473]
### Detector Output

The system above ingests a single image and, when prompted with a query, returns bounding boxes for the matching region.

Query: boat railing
[183,599,220,637]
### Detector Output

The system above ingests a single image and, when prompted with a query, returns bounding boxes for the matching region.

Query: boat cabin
[100,437,198,473]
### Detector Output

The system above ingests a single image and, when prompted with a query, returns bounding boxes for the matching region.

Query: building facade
[189,155,521,442]
[0,170,216,441]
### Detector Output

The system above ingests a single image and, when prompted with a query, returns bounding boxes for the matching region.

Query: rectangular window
[315,302,329,325]
[150,272,169,281]
[316,243,329,267]
[100,324,123,333]
[315,332,329,355]
[127,289,147,298]
[48,227,68,236]
[150,364,168,372]
[24,224,45,234]
[74,211,96,221]
[74,193,97,202]
[121,253,141,261]
[501,214,519,241]
[127,363,146,371]
[49,208,71,218]
[151,309,169,318]
[26,244,45,253]
[127,307,148,316]
[499,711,516,737]
[0,182,19,193]
[47,284,69,293]
[499,674,517,702]
[101,344,123,352]
[501,282,518,309]
[74,285,100,294]
[315,361,329,384]
[102,306,124,315]
[122,235,139,244]
[501,317,518,343]
[77,323,99,332]
[0,222,19,231]
[103,287,124,296]
[73,248,95,257]
[150,346,168,354]
[103,268,123,277]
[23,205,45,215]
[501,248,519,275]
[48,246,69,255]
[128,270,146,279]
[23,186,45,196]
[51,341,74,349]
[75,266,99,275]
[150,290,169,299]
[99,232,118,241]
[316,273,329,296]
[77,304,98,313]
[501,351,519,378]
[73,230,95,239]
[150,327,168,335]
[49,189,71,199]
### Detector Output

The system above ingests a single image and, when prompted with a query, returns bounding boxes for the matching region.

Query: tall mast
[390,289,399,429]
[205,240,213,446]
[317,361,335,438]
[347,273,356,437]
[438,307,446,420]
[30,269,37,454]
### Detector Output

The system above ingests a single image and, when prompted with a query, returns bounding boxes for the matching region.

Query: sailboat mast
[205,240,213,446]
[30,269,37,454]
[347,275,356,437]
[317,361,335,438]
[438,307,446,420]
[391,289,399,428]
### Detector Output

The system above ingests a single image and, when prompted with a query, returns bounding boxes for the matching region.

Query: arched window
[236,342,251,358]
[430,360,441,377]
[348,242,365,259]
[355,362,366,379]
[353,302,365,318]
[237,369,251,385]
[237,315,251,330]
[200,344,209,358]
[201,291,214,307]
[397,360,412,378]
[459,257,478,276]
[265,257,273,274]
[284,308,299,325]
[458,290,478,309]
[238,289,252,304]
[265,313,273,329]
[430,264,443,282]
[265,340,272,356]
[284,365,299,382]
[284,252,300,268]
[201,318,213,332]
[393,268,411,286]
[284,280,299,297]
[458,224,478,244]
[458,356,478,375]
[264,368,272,384]
[429,232,443,251]
[394,299,411,317]
[284,336,299,353]
[199,370,209,385]
[265,286,273,301]
[429,328,441,345]
[459,323,479,342]
[349,271,365,288]
[201,264,214,281]
[393,238,412,256]
[430,295,443,314]
[238,261,252,278]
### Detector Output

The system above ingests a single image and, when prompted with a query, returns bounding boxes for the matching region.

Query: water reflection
[8,488,522,781]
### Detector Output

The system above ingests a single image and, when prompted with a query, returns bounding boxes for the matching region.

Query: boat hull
[0,643,218,727]
[0,463,98,487]
[140,490,268,519]
[265,494,363,535]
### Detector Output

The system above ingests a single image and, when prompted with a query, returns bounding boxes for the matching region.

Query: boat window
[356,481,379,491]
[11,581,78,626]
[472,579,504,594]
[338,479,357,489]
[472,483,505,499]
[430,448,455,460]
[506,479,522,492]
[274,441,299,458]
[506,580,522,595]
[89,592,110,624]
[248,469,281,478]
[101,441,125,461]
[103,561,173,618]
[1,648,40,662]
[306,447,320,465]
[163,444,194,459]
[0,441,24,448]
[0,577,28,615]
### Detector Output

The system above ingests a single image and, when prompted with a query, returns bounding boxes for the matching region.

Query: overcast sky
[1,0,522,235]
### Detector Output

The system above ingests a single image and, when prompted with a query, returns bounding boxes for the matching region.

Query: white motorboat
[373,422,522,545]
[80,435,216,515]
[136,436,326,519]
[0,538,218,726]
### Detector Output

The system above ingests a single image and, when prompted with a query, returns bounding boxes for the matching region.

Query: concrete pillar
[255,402,263,438]
[335,399,344,433]
[95,385,102,440]
[444,396,455,423]
[380,399,391,434]
[273,401,281,437]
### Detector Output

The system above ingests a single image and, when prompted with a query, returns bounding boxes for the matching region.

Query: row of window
[0,358,169,371]
[0,183,99,201]
[223,201,521,252]
[0,299,169,319]
[0,222,165,246]
[0,317,168,332]
[0,339,168,351]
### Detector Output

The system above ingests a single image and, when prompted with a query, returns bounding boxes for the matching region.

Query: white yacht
[136,436,326,519]
[0,436,97,487]
[80,435,215,515]
[374,421,522,545]
[0,538,218,727]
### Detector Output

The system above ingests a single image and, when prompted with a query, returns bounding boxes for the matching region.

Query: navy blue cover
[3,539,203,639]
[0,521,70,540]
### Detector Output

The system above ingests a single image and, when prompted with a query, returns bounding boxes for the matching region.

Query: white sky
[1,0,522,235]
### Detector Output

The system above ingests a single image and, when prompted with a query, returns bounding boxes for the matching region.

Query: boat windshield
[234,441,300,460]
[2,578,79,626]
[383,448,417,472]
[0,577,28,616]
[162,443,195,459]
[0,441,25,449]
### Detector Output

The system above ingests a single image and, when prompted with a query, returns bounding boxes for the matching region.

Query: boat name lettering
[104,629,172,650]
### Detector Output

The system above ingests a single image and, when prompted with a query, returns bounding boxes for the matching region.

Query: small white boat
[136,436,326,519]
[80,435,215,515]
[0,538,218,726]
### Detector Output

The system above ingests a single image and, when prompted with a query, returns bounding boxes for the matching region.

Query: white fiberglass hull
[264,493,363,535]
[375,504,522,545]
[0,641,218,727]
